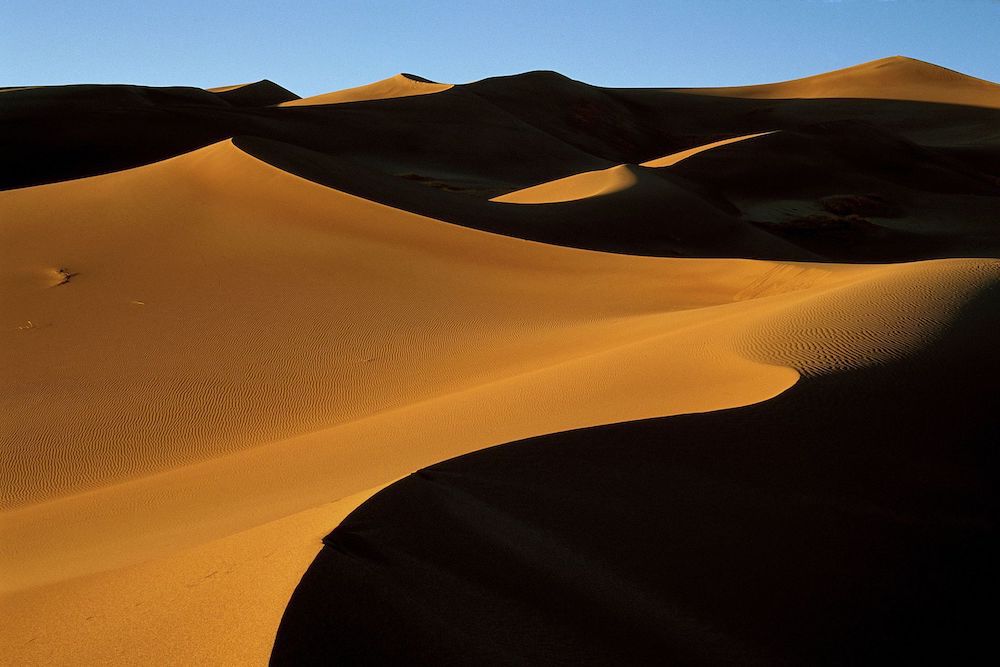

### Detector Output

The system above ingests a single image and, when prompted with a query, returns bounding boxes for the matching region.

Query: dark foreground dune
[273,274,1000,666]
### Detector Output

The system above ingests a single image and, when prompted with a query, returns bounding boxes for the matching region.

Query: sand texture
[2,56,999,665]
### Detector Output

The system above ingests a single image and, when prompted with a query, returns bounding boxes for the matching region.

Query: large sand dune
[2,56,999,665]
[677,55,1000,109]
[282,73,452,106]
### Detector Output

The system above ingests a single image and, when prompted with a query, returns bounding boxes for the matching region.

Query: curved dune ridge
[491,164,641,204]
[678,55,1000,109]
[492,132,778,205]
[2,136,999,665]
[640,131,776,168]
[281,73,452,106]
[2,56,999,665]
[273,272,1000,665]
[0,140,803,510]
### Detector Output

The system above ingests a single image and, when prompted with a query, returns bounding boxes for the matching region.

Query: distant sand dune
[207,79,300,106]
[492,132,777,204]
[676,56,1000,109]
[492,164,641,203]
[281,73,451,106]
[640,131,776,167]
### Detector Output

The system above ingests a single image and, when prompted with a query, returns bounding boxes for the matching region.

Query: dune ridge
[491,132,778,205]
[2,56,999,665]
[676,55,1000,109]
[281,73,452,106]
[492,164,641,203]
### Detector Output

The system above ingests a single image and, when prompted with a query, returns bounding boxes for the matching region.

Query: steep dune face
[282,73,452,106]
[679,56,1000,109]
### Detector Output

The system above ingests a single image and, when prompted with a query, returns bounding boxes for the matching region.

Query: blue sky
[3,1,997,96]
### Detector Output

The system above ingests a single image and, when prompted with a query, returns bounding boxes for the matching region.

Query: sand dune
[677,56,1000,109]
[640,131,776,167]
[492,164,641,203]
[282,73,452,106]
[274,263,1000,665]
[208,79,300,106]
[5,58,995,262]
[491,132,777,203]
[2,56,999,665]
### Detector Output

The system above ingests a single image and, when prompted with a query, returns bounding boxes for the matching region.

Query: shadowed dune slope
[236,136,808,259]
[273,267,1000,666]
[207,79,300,106]
[282,73,452,106]
[669,122,999,261]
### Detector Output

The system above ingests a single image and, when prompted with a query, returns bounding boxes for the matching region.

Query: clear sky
[3,0,997,97]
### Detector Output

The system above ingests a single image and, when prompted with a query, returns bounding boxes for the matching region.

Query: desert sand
[677,55,1000,109]
[281,73,452,106]
[2,57,999,665]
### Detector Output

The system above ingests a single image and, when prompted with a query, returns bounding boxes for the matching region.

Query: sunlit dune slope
[676,56,1000,109]
[640,131,775,167]
[490,132,777,203]
[492,163,640,203]
[1,139,807,511]
[282,73,452,106]
[3,135,999,665]
[237,137,809,259]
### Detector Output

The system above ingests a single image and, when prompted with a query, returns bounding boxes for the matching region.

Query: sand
[2,56,999,665]
[675,55,1000,109]
[491,132,777,204]
[281,73,452,106]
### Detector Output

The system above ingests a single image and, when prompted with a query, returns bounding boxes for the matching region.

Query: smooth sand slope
[640,131,776,168]
[281,73,452,106]
[490,132,776,204]
[492,164,641,204]
[677,55,1000,109]
[3,137,998,664]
